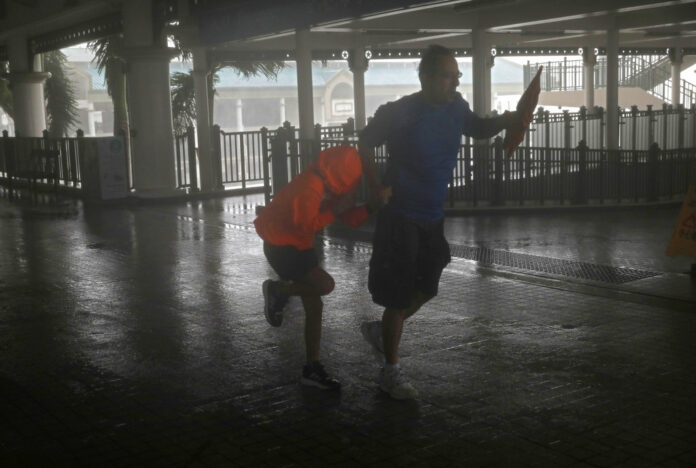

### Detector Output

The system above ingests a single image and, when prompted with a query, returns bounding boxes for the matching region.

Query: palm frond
[87,36,125,98]
[170,71,196,134]
[225,60,284,80]
[44,50,79,137]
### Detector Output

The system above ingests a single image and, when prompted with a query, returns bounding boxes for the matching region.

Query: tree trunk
[110,62,131,156]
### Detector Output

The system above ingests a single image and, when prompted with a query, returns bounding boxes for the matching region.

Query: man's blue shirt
[360,91,479,222]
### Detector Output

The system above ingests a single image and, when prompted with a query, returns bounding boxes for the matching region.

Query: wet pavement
[1,190,695,467]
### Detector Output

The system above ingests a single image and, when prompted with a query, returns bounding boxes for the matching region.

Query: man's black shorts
[263,242,319,281]
[368,208,451,309]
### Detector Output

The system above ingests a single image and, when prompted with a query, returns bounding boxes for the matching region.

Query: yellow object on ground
[666,184,696,259]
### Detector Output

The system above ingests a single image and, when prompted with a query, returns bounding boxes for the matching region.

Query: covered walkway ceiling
[0,0,695,60]
[199,0,696,58]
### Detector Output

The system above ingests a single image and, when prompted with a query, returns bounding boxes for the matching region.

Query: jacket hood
[317,146,363,195]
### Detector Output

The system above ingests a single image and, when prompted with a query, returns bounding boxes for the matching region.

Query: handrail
[524,55,695,105]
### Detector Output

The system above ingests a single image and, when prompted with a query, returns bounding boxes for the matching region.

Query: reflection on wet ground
[1,191,694,466]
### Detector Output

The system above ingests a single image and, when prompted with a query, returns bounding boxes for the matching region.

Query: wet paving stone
[0,195,695,466]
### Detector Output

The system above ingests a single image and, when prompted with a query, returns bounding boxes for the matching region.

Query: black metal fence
[255,128,696,208]
[521,105,695,151]
[0,129,83,192]
[4,115,694,208]
[523,55,696,107]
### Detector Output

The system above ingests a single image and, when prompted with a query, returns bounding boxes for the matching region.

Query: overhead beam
[508,3,696,31]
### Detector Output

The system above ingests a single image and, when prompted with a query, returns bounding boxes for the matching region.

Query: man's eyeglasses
[436,72,462,80]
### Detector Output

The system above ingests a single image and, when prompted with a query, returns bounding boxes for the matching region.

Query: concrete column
[606,26,619,150]
[670,47,683,107]
[472,29,492,116]
[583,48,597,109]
[295,28,315,139]
[236,99,244,131]
[7,37,48,136]
[192,47,218,191]
[279,97,286,125]
[123,0,179,197]
[348,48,369,130]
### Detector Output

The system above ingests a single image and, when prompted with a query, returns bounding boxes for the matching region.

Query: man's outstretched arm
[467,110,522,140]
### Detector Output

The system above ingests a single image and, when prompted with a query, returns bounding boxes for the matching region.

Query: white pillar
[670,47,683,107]
[123,0,179,197]
[7,37,48,136]
[192,47,218,192]
[349,48,369,130]
[236,99,244,131]
[606,26,619,150]
[279,97,286,125]
[583,48,596,110]
[472,29,492,116]
[295,29,315,139]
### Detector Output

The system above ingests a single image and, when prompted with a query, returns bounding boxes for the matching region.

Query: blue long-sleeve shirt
[359,91,506,221]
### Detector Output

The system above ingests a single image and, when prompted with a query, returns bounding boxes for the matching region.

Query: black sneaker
[262,280,284,327]
[301,362,341,391]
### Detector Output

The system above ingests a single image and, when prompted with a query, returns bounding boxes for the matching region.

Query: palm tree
[43,50,79,137]
[88,36,128,139]
[170,59,284,134]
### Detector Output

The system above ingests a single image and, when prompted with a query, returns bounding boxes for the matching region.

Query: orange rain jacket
[254,145,369,250]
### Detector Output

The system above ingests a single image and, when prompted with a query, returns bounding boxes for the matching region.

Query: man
[358,44,522,400]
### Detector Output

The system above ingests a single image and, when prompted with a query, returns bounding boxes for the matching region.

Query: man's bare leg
[382,291,431,365]
[302,295,322,362]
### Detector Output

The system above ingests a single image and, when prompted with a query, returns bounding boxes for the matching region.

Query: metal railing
[524,56,696,107]
[0,129,83,192]
[256,128,696,208]
[5,114,694,208]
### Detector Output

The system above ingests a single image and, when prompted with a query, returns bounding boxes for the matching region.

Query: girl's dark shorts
[263,242,319,281]
[368,209,451,309]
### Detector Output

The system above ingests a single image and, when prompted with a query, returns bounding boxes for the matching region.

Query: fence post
[261,127,271,205]
[647,142,659,202]
[493,136,504,206]
[211,124,223,189]
[575,140,587,204]
[342,117,355,139]
[285,121,298,177]
[662,103,669,150]
[593,107,602,151]
[186,125,198,191]
[678,104,685,150]
[464,137,473,206]
[239,131,247,191]
[271,125,289,195]
[631,105,638,150]
[647,104,654,147]
[313,123,322,167]
[692,105,696,148]
[0,130,10,178]
[580,106,587,143]
[75,129,85,194]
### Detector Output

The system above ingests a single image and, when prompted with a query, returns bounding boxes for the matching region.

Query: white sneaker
[379,367,419,400]
[360,320,384,354]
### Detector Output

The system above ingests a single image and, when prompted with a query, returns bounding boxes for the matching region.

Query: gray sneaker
[379,366,419,400]
[360,320,384,354]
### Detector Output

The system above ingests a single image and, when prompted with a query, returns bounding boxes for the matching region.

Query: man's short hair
[418,45,454,77]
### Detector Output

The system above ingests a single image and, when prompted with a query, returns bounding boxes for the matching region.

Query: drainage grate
[320,231,660,285]
[448,244,660,284]
[177,217,660,285]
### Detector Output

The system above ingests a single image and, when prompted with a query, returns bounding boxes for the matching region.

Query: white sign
[332,99,354,116]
